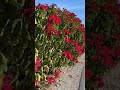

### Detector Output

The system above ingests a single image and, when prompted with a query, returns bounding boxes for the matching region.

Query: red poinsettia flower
[48,14,61,25]
[54,73,60,78]
[72,40,84,55]
[54,68,61,78]
[46,76,56,84]
[80,24,85,33]
[64,37,71,44]
[46,24,56,33]
[36,57,41,67]
[54,68,61,74]
[72,27,78,31]
[35,57,41,72]
[37,4,49,11]
[75,45,84,55]
[54,31,60,36]
[74,17,81,23]
[62,51,74,61]
[62,29,71,35]
[71,40,79,46]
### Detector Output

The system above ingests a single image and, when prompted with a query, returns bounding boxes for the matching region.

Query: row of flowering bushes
[0,0,34,90]
[35,4,85,89]
[0,1,85,89]
[86,0,120,89]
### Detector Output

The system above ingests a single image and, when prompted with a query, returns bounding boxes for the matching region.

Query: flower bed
[0,0,34,89]
[0,1,85,89]
[35,4,85,89]
[86,0,120,89]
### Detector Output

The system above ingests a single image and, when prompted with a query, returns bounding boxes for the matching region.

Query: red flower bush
[1,0,35,89]
[86,0,120,89]
[35,4,85,88]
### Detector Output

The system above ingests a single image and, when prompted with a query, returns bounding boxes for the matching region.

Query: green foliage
[0,0,34,89]
[35,4,85,89]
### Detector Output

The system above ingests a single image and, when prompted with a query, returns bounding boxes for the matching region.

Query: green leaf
[11,19,22,33]
[0,52,8,72]
[0,19,10,36]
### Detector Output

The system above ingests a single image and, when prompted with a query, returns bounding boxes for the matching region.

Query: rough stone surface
[47,53,85,90]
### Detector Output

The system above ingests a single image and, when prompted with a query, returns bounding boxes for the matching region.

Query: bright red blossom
[54,68,61,78]
[37,4,49,10]
[46,24,56,33]
[71,40,84,55]
[65,37,71,43]
[72,27,78,31]
[35,57,41,72]
[75,45,84,55]
[72,40,79,46]
[36,57,41,66]
[62,51,74,61]
[80,24,85,32]
[46,76,56,84]
[54,68,61,74]
[48,14,61,25]
[62,29,71,35]
[54,31,60,36]
[74,17,81,23]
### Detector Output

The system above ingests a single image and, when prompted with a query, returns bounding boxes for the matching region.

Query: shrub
[35,4,85,89]
[86,0,120,89]
[0,0,34,89]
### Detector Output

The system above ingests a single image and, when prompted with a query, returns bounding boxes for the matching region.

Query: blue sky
[35,0,85,25]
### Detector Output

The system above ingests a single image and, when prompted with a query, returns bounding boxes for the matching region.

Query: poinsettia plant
[35,4,85,89]
[86,0,120,89]
[0,0,34,89]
